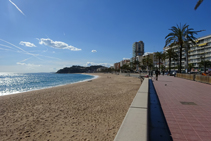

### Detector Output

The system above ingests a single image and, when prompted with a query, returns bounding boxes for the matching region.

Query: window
[204,39,207,42]
[200,39,204,43]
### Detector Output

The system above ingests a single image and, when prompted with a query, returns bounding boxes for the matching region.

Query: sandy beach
[0,73,141,141]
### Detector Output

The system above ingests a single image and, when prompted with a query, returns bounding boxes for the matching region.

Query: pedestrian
[155,69,159,80]
[162,70,164,76]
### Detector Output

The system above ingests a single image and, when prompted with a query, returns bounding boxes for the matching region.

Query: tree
[195,0,203,10]
[140,65,146,71]
[143,55,153,71]
[148,63,154,71]
[188,63,194,72]
[198,60,211,73]
[154,52,163,71]
[161,65,165,71]
[175,64,184,71]
[132,60,140,71]
[165,23,202,73]
[162,52,167,69]
[165,48,178,73]
[121,64,130,72]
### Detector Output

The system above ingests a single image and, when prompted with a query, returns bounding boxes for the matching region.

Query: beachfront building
[163,46,179,70]
[133,52,157,71]
[120,59,130,67]
[132,41,144,57]
[163,34,211,71]
[110,66,114,69]
[114,62,120,70]
[142,53,156,70]
[130,41,145,70]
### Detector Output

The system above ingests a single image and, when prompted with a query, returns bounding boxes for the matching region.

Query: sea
[0,73,97,96]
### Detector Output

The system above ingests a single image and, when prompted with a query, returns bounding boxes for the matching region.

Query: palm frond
[195,0,203,10]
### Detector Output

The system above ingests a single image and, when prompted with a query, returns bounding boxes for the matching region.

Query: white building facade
[163,34,211,71]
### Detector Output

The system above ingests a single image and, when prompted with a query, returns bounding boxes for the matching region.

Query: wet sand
[0,73,141,141]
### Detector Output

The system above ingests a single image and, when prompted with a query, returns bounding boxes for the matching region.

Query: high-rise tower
[132,41,144,57]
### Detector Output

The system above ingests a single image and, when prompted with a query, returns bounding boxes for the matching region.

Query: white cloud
[123,58,130,60]
[91,50,97,53]
[0,39,40,58]
[143,52,153,56]
[9,0,25,16]
[86,62,111,67]
[17,62,41,67]
[0,39,62,62]
[19,41,36,47]
[39,38,81,51]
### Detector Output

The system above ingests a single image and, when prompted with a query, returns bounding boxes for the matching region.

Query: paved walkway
[152,75,211,141]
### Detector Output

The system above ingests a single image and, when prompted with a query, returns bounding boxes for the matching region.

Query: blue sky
[0,0,211,73]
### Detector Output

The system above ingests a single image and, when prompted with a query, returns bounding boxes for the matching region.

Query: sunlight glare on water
[0,73,95,96]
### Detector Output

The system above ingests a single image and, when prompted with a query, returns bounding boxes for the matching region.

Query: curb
[114,78,149,141]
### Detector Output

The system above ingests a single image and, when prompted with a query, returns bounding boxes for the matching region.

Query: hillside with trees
[56,65,103,73]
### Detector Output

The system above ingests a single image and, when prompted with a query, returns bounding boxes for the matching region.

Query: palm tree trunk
[185,46,188,72]
[159,59,160,71]
[204,63,206,73]
[179,45,183,73]
[169,58,171,73]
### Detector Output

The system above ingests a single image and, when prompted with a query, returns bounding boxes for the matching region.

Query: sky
[0,0,211,73]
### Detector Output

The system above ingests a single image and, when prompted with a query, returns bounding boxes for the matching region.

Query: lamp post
[136,56,139,72]
[202,43,206,73]
[185,26,189,73]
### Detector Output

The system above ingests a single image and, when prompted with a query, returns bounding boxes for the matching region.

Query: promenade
[153,75,211,141]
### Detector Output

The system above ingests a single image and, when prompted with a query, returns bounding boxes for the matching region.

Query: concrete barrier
[114,78,149,141]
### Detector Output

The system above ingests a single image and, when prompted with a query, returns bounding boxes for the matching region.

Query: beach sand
[0,73,141,141]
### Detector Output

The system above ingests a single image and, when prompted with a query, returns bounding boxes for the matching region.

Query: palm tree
[133,60,140,71]
[162,52,167,70]
[143,55,153,70]
[195,0,203,10]
[121,64,130,72]
[198,60,211,73]
[148,63,154,71]
[161,65,165,71]
[188,63,194,72]
[165,23,202,73]
[140,65,146,71]
[154,52,163,71]
[166,48,178,73]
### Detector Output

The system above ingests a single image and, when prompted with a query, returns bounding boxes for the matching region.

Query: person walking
[155,69,159,81]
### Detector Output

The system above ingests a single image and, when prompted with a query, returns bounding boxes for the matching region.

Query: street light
[136,56,139,72]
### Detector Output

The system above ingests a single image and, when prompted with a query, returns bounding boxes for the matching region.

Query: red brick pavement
[152,75,211,141]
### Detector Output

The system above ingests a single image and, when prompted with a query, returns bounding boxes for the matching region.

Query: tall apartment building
[163,34,211,70]
[132,41,144,57]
